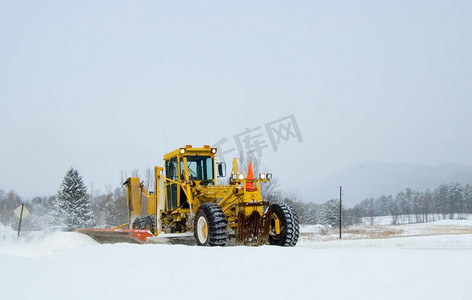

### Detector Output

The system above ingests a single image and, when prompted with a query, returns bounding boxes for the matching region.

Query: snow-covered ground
[1,221,471,300]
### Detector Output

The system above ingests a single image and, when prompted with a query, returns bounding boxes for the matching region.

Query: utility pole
[339,186,342,239]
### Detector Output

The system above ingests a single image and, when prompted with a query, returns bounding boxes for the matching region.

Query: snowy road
[1,230,471,300]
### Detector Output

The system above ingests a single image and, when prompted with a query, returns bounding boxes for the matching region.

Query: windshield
[181,156,214,181]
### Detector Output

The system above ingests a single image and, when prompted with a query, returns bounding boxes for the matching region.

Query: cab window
[181,156,213,181]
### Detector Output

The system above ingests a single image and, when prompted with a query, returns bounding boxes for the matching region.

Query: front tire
[268,203,299,247]
[194,203,227,246]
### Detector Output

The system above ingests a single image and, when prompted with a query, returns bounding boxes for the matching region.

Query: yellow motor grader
[79,145,299,246]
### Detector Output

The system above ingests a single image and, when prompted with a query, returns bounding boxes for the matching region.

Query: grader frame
[82,145,299,246]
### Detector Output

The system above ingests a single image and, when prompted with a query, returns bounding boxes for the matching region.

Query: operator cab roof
[163,145,217,160]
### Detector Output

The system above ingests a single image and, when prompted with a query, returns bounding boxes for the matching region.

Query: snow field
[1,221,472,300]
[300,218,472,245]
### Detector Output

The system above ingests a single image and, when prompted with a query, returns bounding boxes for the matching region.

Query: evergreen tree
[324,199,340,227]
[448,183,464,219]
[434,185,445,218]
[51,168,94,228]
[422,189,433,222]
[464,184,472,214]
[29,196,55,230]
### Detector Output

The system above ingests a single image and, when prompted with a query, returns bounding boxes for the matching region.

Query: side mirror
[217,162,227,177]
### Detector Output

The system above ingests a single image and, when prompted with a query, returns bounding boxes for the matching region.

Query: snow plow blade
[146,232,196,246]
[76,229,153,244]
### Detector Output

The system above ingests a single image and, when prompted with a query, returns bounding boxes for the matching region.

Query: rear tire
[194,203,227,246]
[132,216,154,234]
[145,215,155,233]
[268,203,299,247]
[132,216,146,229]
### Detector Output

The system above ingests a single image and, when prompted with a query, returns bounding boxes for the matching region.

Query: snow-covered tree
[324,199,340,227]
[464,184,472,215]
[51,168,94,228]
[90,186,128,228]
[448,183,464,219]
[28,196,55,230]
[422,189,434,222]
[1,190,22,227]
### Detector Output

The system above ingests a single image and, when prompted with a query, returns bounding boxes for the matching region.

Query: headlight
[231,174,238,180]
[238,173,245,180]
[180,148,186,154]
[266,173,273,179]
[211,148,217,154]
[259,173,266,179]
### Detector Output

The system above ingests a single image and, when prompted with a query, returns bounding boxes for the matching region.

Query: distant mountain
[308,163,472,207]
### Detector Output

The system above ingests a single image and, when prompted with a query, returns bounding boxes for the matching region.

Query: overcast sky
[1,1,471,201]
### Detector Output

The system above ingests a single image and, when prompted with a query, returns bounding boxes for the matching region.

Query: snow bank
[1,241,471,300]
[0,231,98,257]
[0,224,17,240]
[1,221,471,300]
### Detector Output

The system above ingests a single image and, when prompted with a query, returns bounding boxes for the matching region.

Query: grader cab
[81,145,299,246]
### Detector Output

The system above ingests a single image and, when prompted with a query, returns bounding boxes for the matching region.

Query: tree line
[275,182,472,227]
[352,183,472,225]
[2,164,471,231]
[0,168,129,232]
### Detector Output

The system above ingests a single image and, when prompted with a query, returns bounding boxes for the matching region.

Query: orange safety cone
[246,162,257,191]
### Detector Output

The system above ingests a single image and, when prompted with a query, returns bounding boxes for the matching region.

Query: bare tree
[238,151,281,201]
[143,167,155,192]
[389,196,400,225]
[238,150,261,177]
[1,190,22,227]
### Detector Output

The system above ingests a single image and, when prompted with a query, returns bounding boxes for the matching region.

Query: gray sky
[1,1,471,202]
